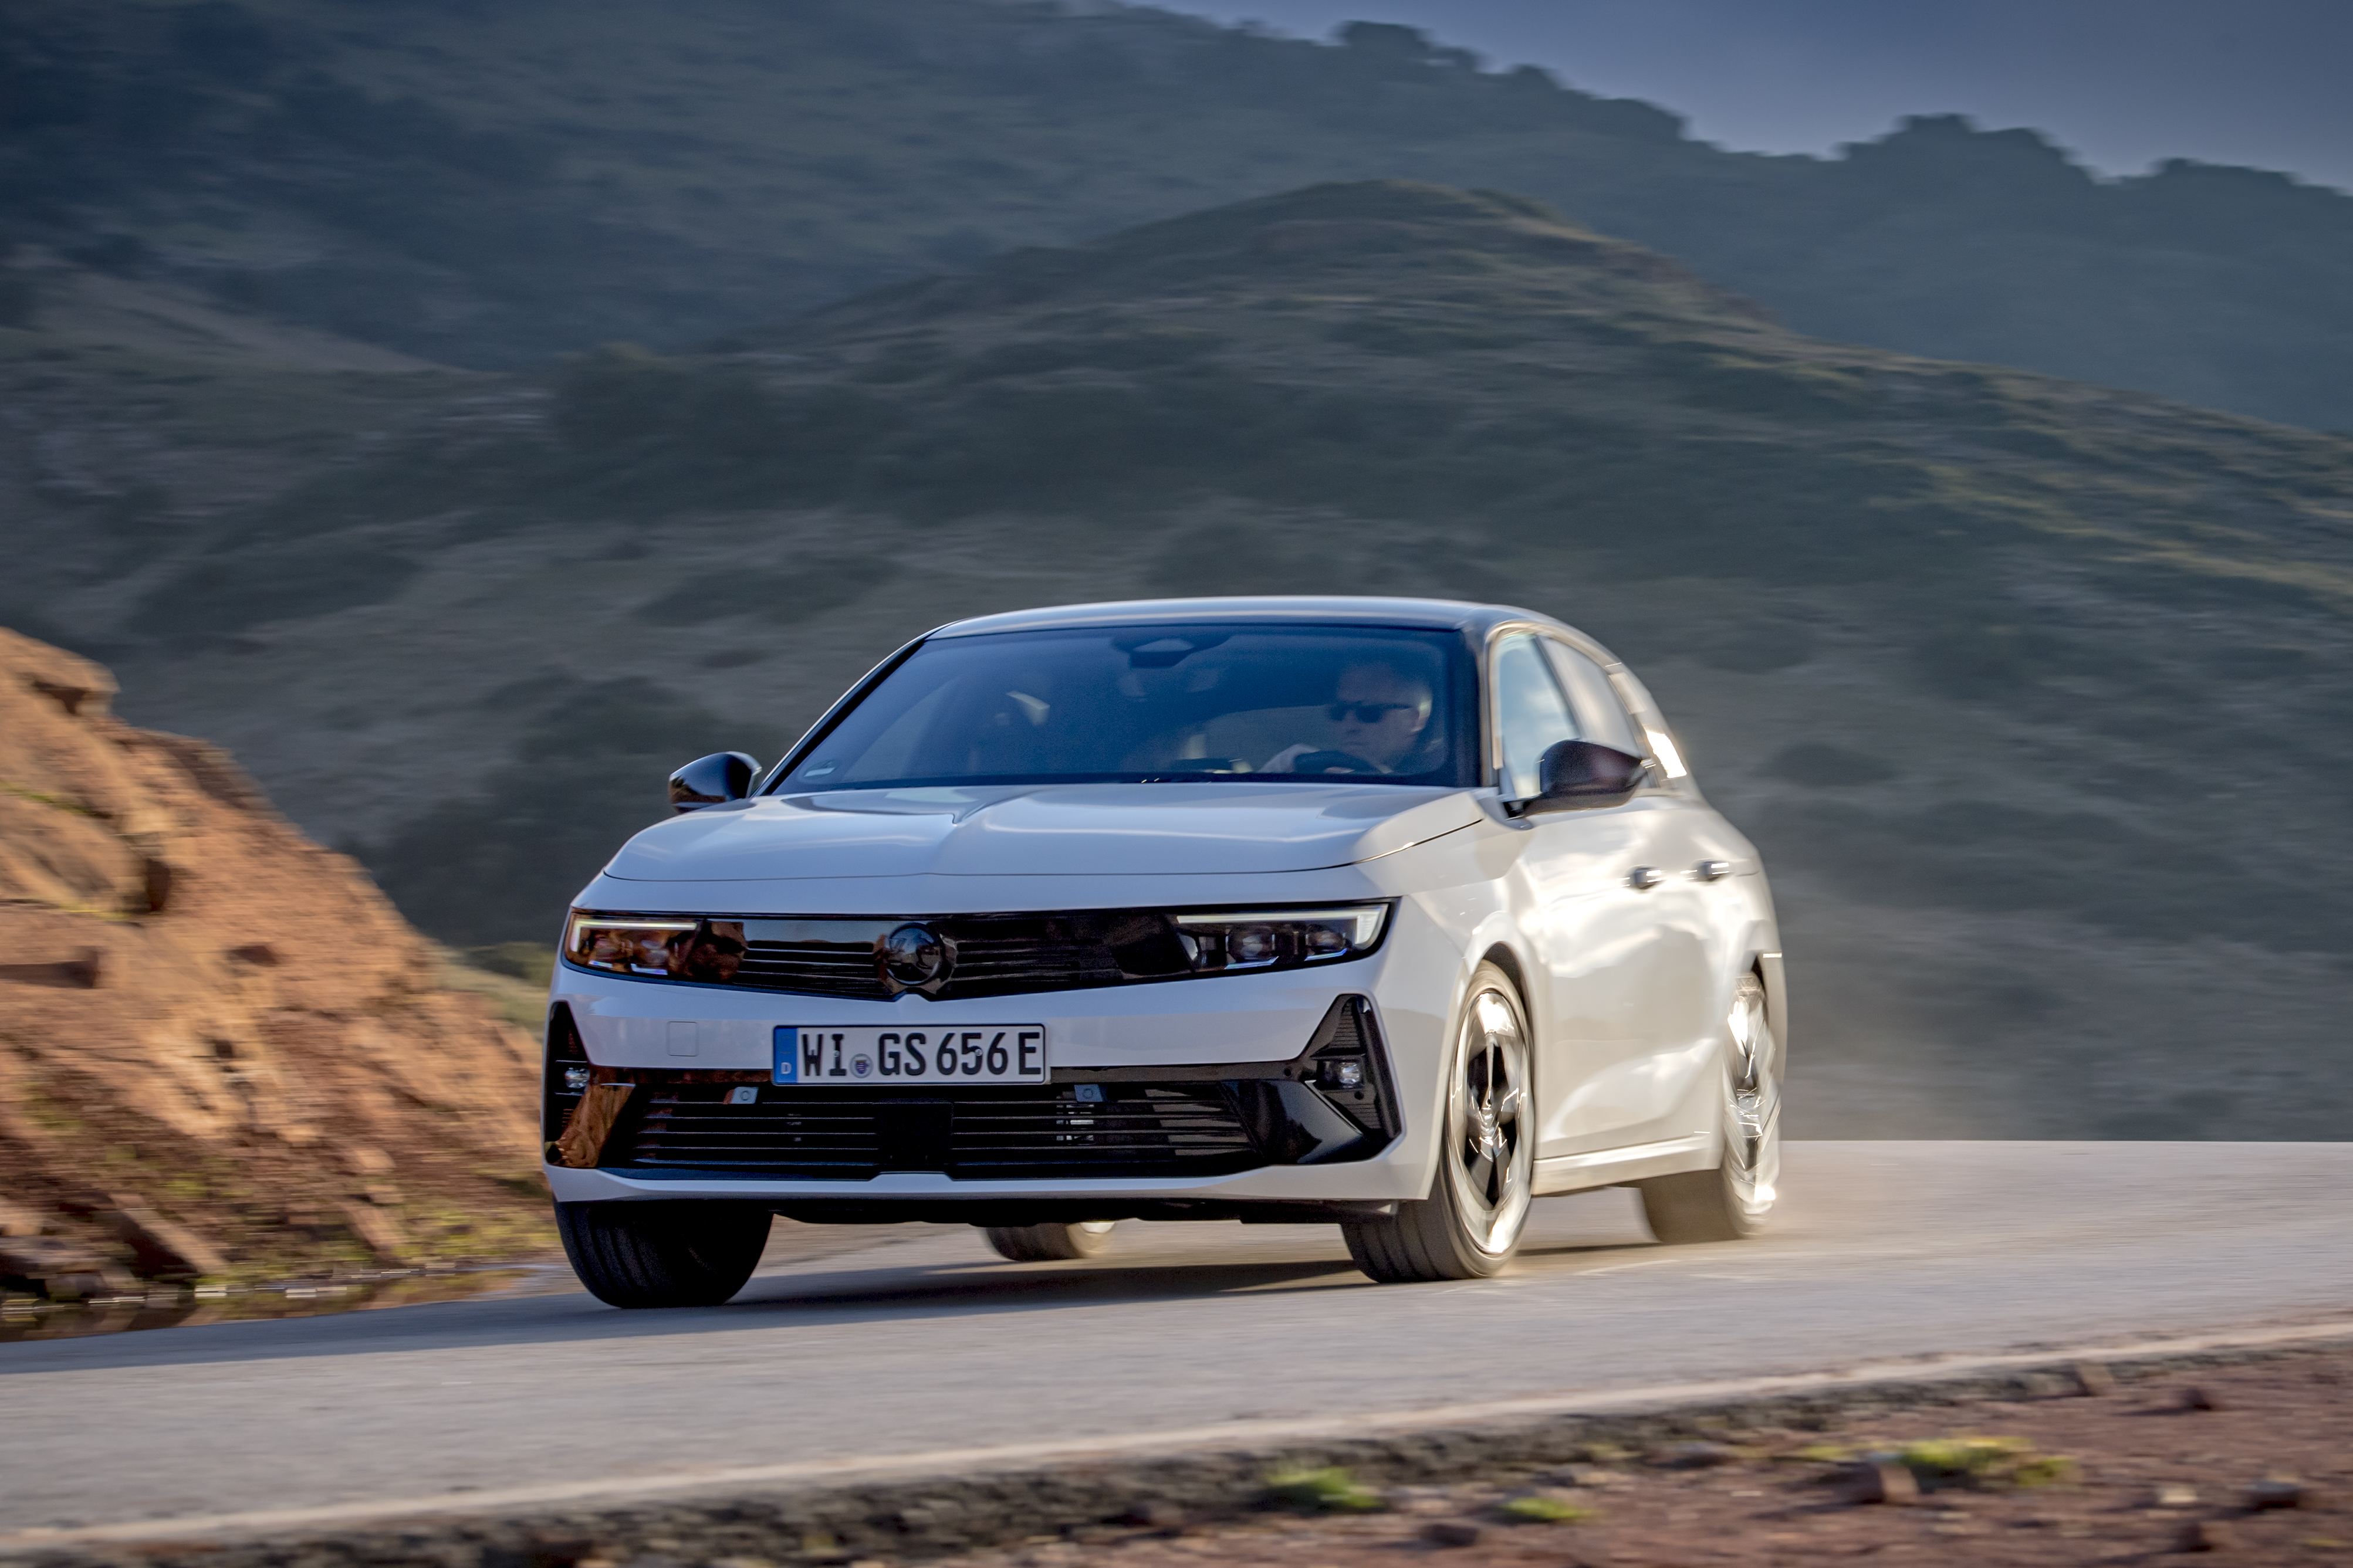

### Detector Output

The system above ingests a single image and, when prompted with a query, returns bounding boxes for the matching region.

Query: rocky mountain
[0,629,547,1300]
[2,0,2350,428]
[4,180,2350,1143]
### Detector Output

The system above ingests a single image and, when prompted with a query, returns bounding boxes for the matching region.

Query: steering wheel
[1289,749,1383,775]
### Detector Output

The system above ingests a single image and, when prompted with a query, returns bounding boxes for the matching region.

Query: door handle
[1626,865,1665,891]
[1692,859,1733,882]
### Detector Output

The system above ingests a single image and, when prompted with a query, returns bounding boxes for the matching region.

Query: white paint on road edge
[11,1315,2353,1552]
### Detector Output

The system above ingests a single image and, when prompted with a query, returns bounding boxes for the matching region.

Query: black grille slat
[737,940,890,1000]
[937,932,1121,989]
[606,1082,1260,1180]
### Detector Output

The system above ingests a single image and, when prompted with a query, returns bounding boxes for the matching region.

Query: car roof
[930,595,1611,657]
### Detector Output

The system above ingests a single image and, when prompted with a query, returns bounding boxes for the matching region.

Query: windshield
[777,624,1478,791]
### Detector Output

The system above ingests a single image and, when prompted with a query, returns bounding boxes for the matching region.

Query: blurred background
[1176,0,2353,191]
[2,0,2349,1300]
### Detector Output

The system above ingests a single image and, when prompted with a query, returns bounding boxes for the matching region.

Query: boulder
[0,628,548,1280]
[0,1235,136,1299]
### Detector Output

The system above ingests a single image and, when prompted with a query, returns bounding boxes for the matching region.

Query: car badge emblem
[881,923,954,993]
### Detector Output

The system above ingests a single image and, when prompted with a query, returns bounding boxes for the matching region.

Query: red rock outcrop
[0,629,547,1293]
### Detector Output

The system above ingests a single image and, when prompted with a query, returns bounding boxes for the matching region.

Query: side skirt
[1531,1132,1712,1196]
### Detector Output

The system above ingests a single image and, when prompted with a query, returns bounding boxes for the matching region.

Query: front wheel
[1638,970,1780,1243]
[1343,962,1534,1282]
[556,1200,772,1308]
[981,1221,1118,1261]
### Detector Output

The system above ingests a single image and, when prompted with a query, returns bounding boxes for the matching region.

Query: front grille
[572,908,1378,1002]
[606,1081,1262,1181]
[726,913,1154,1002]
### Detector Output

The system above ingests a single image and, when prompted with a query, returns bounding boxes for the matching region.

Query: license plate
[774,1025,1047,1085]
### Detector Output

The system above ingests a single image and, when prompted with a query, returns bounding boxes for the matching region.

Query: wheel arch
[1664,939,1781,1176]
[1754,947,1789,1065]
[1476,940,1530,1006]
[1715,905,1783,1049]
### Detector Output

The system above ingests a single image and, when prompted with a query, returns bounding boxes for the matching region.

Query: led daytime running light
[564,912,745,981]
[1172,906,1388,948]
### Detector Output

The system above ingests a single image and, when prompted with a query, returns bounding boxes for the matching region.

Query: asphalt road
[6,1142,2353,1544]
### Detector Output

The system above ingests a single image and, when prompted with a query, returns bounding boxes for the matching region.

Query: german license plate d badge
[773,1026,1048,1085]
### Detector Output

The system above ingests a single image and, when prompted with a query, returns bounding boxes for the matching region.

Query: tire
[1342,962,1534,1283]
[1638,969,1781,1244]
[556,1200,772,1308]
[981,1221,1118,1262]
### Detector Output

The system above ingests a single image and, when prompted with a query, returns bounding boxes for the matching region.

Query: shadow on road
[0,1244,1368,1376]
[0,1205,1668,1377]
[738,1252,1364,1312]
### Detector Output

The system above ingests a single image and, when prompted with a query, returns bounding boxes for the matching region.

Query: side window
[1541,641,1644,757]
[1492,633,1580,798]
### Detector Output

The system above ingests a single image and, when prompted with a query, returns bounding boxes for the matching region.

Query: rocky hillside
[2,0,2349,428]
[0,630,547,1301]
[4,181,2349,1142]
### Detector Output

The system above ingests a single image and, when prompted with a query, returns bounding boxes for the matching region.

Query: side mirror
[1527,740,1646,813]
[668,751,761,813]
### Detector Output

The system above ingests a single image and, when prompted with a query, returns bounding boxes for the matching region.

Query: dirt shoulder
[928,1350,2353,1566]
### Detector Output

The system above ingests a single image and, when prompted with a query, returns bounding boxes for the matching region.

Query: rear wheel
[981,1220,1118,1262]
[1638,970,1780,1243]
[1343,963,1534,1283]
[556,1200,772,1308]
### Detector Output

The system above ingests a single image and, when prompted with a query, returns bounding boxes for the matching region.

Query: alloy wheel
[1724,972,1780,1223]
[1443,983,1533,1255]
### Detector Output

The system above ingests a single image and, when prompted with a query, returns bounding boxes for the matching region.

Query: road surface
[6,1142,2352,1543]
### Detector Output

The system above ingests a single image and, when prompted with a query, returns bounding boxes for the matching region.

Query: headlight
[563,912,746,983]
[1169,905,1388,971]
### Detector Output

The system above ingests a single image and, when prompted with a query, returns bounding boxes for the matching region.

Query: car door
[1487,631,1680,1161]
[1543,640,1726,1152]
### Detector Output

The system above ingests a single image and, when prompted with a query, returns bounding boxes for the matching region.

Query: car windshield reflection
[777,624,1478,791]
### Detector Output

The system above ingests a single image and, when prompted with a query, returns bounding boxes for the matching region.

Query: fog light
[563,1066,591,1092]
[1322,1058,1365,1089]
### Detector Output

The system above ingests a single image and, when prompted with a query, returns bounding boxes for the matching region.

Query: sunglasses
[1328,701,1418,723]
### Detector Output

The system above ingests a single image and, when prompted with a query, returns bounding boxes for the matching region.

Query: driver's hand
[1260,743,1314,774]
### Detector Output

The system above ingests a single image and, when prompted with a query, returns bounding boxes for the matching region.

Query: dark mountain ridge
[3,0,2349,428]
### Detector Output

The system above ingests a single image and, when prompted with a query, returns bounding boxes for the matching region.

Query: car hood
[601,783,1483,882]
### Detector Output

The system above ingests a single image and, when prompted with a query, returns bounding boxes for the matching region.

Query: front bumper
[542,933,1455,1207]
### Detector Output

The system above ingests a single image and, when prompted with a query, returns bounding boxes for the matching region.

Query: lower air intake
[607,1081,1262,1181]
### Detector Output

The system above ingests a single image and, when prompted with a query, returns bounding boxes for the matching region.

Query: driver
[1265,661,1440,775]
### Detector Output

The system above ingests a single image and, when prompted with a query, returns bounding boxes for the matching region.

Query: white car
[545,597,1784,1305]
